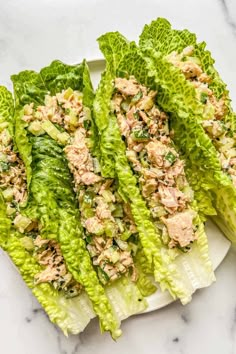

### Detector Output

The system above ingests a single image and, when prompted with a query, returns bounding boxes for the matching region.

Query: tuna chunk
[146,141,167,167]
[85,216,104,235]
[158,185,186,210]
[80,172,102,185]
[114,78,140,96]
[181,61,203,79]
[163,210,197,247]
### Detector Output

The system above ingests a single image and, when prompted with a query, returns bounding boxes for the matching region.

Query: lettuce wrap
[138,18,236,243]
[94,31,215,305]
[0,85,96,335]
[11,60,148,338]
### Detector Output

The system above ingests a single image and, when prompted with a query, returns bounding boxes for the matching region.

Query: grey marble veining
[220,0,236,36]
[0,1,236,353]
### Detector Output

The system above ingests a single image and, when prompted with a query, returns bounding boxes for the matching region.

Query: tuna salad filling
[22,232,83,298]
[166,46,236,187]
[112,77,198,249]
[0,126,27,218]
[0,119,82,298]
[33,236,82,298]
[23,89,138,285]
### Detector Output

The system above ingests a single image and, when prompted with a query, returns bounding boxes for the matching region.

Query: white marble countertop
[0,0,236,353]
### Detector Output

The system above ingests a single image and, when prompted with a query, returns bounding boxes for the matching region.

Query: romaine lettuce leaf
[0,86,95,335]
[11,60,149,338]
[5,230,95,335]
[105,276,147,320]
[95,31,215,303]
[0,87,14,248]
[139,18,236,243]
[12,61,122,339]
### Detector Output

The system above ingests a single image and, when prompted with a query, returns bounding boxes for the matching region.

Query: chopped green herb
[133,111,140,120]
[85,235,92,244]
[128,234,139,244]
[219,121,228,131]
[98,267,110,284]
[200,92,208,104]
[84,192,93,205]
[165,151,177,165]
[132,129,150,142]
[0,161,9,172]
[132,91,143,103]
[83,120,91,130]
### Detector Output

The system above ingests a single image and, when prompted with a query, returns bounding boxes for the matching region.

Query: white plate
[88,58,231,312]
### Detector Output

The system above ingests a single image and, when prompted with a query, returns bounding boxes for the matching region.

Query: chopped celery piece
[20,236,34,251]
[2,188,13,202]
[104,221,117,237]
[0,161,9,172]
[0,152,7,162]
[81,208,94,219]
[0,122,8,132]
[112,204,124,218]
[101,190,114,203]
[121,230,132,241]
[57,132,70,145]
[1,129,11,145]
[186,56,201,65]
[63,88,74,99]
[83,107,92,120]
[13,214,32,233]
[41,120,70,145]
[6,204,15,216]
[28,121,45,136]
[121,100,130,112]
[116,218,125,233]
[92,158,101,173]
[68,110,78,126]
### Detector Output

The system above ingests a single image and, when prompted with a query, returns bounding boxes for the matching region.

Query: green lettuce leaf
[12,60,149,337]
[0,86,14,135]
[0,86,96,335]
[139,18,236,243]
[12,61,122,339]
[95,31,215,303]
[105,277,147,320]
[5,230,95,335]
[0,191,11,250]
[135,249,157,297]
[0,87,14,248]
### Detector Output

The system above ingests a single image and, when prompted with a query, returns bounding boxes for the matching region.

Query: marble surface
[0,0,236,353]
